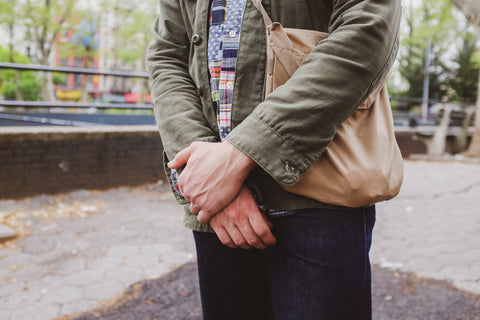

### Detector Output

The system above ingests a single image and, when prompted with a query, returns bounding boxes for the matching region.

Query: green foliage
[395,0,480,111]
[0,0,78,101]
[2,83,16,100]
[397,0,458,106]
[101,0,157,70]
[23,0,77,63]
[450,31,480,104]
[17,74,42,101]
[52,72,67,86]
[0,0,15,28]
[0,46,42,100]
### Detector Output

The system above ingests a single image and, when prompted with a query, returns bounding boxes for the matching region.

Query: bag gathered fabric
[251,0,404,208]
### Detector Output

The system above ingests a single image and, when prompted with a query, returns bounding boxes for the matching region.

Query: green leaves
[0,46,41,101]
[395,0,479,105]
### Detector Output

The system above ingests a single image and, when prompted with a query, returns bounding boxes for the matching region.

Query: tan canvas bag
[252,0,403,207]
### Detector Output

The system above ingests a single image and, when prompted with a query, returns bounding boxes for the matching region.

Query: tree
[98,0,156,98]
[25,0,76,101]
[0,46,42,101]
[397,0,458,107]
[0,0,24,100]
[112,0,156,72]
[451,0,480,157]
[450,30,480,105]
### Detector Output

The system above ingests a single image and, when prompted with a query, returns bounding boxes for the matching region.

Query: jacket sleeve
[146,0,218,162]
[225,0,401,186]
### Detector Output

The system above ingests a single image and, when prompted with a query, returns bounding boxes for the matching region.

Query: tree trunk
[79,54,92,103]
[451,0,480,156]
[463,72,480,156]
[14,71,24,101]
[451,0,480,26]
[40,71,56,102]
[38,50,56,102]
[8,18,23,101]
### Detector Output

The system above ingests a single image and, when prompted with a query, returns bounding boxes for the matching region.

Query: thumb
[168,146,192,169]
[197,210,214,224]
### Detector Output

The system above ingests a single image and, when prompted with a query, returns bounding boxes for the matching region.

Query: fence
[0,62,152,111]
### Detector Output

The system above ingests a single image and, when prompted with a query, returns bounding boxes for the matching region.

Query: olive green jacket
[147,0,401,232]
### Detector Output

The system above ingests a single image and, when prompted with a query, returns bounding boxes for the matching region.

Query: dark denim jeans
[193,206,375,320]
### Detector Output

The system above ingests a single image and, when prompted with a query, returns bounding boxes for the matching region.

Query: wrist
[223,140,256,175]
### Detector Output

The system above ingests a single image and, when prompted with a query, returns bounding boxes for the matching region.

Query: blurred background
[0,0,477,124]
[1,1,480,320]
[0,0,156,110]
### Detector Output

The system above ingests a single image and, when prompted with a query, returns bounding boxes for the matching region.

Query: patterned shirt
[173,0,295,217]
[208,0,246,140]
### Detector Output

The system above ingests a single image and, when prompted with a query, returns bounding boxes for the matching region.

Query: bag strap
[251,0,272,26]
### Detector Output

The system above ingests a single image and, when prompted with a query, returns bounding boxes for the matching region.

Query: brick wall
[394,131,428,158]
[0,126,166,199]
[0,125,431,200]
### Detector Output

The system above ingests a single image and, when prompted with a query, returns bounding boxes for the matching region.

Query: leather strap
[251,0,272,26]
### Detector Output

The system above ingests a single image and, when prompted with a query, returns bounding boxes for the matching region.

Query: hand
[168,141,256,224]
[210,186,276,249]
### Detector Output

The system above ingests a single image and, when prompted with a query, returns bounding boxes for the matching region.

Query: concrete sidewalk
[371,160,480,295]
[1,160,479,319]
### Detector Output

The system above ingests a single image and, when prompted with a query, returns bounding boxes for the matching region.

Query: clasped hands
[168,141,276,249]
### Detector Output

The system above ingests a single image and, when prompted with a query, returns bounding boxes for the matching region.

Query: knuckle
[204,204,214,215]
[219,236,229,246]
[223,240,235,248]
[234,238,246,247]
[266,238,276,246]
[191,141,200,148]
[230,210,241,220]
[258,226,270,237]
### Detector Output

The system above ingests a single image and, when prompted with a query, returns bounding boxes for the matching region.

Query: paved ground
[0,184,194,320]
[62,262,480,320]
[0,160,479,319]
[371,160,480,295]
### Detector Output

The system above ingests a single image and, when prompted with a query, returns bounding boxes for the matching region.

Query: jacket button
[191,34,201,45]
[196,87,203,96]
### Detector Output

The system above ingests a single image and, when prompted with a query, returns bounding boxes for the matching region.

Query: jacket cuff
[226,116,316,186]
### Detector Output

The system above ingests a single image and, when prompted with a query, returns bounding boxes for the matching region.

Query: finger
[249,214,276,246]
[190,203,200,215]
[197,210,214,224]
[168,146,192,169]
[265,216,273,229]
[214,227,237,249]
[236,219,266,249]
[226,224,252,250]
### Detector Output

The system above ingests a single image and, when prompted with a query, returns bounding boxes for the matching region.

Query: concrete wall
[0,126,166,199]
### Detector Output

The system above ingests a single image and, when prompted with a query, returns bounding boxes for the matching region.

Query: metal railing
[0,62,149,78]
[0,62,152,110]
[0,100,152,110]
[0,62,473,127]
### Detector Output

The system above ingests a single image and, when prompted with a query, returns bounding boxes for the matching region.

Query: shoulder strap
[251,0,272,26]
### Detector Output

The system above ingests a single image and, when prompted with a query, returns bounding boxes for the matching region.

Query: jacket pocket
[163,151,189,205]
